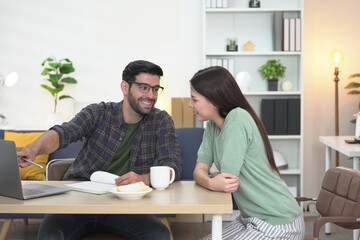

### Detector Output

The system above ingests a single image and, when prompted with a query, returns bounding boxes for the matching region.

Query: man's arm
[17,130,60,167]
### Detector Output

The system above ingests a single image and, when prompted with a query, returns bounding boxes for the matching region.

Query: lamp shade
[330,49,345,67]
[1,72,19,88]
[4,72,18,87]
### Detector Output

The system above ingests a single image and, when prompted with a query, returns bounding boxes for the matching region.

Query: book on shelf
[289,18,295,51]
[222,59,228,69]
[206,0,211,8]
[283,18,290,51]
[211,58,217,66]
[228,59,234,76]
[295,18,301,51]
[206,0,228,8]
[273,12,284,52]
[65,171,118,194]
[287,98,300,135]
[206,58,211,67]
[261,99,275,135]
[274,99,288,135]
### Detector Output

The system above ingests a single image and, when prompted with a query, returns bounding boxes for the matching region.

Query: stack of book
[205,0,228,8]
[283,18,301,52]
[206,58,234,76]
[260,98,300,135]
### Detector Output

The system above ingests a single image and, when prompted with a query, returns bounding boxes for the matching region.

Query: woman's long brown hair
[190,66,280,175]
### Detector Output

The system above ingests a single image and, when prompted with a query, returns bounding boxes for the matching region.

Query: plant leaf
[348,73,360,79]
[61,58,71,63]
[345,82,360,89]
[61,77,77,84]
[40,84,56,96]
[59,95,74,100]
[347,90,360,95]
[49,74,63,83]
[59,65,75,74]
[53,85,64,94]
[41,58,54,66]
[48,62,61,69]
[41,68,55,75]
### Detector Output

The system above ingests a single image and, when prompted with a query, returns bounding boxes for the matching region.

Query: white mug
[150,166,175,190]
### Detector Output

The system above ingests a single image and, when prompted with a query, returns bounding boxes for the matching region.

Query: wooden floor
[0,216,353,239]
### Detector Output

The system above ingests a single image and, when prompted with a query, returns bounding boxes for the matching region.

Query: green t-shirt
[197,107,301,225]
[106,121,141,176]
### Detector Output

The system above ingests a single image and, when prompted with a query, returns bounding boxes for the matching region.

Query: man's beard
[128,91,155,116]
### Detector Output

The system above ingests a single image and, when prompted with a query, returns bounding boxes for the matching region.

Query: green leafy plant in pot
[258,59,286,91]
[41,57,78,113]
[226,38,238,52]
[345,73,360,123]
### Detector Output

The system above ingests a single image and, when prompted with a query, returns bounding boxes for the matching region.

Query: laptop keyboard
[23,188,45,196]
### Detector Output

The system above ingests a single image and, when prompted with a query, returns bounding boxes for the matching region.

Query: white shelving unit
[203,0,304,197]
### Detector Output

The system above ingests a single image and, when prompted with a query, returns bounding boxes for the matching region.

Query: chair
[298,167,360,240]
[176,127,204,180]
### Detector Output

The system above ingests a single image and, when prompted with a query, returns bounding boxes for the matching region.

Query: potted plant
[41,57,77,127]
[226,38,238,52]
[346,73,360,123]
[258,59,286,91]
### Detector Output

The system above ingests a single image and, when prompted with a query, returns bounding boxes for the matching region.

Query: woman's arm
[193,162,239,192]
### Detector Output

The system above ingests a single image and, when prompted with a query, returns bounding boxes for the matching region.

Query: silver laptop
[0,139,70,200]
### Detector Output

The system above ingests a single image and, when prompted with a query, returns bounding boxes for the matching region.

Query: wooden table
[319,136,360,240]
[0,181,232,240]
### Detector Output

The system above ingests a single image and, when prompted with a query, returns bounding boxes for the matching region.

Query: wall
[1,0,360,198]
[303,0,360,197]
[0,0,202,129]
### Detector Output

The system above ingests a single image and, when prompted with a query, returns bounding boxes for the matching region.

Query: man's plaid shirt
[51,101,182,180]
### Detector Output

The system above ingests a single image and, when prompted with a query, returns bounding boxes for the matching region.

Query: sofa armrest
[46,158,75,181]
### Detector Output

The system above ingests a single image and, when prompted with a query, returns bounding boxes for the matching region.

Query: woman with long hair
[190,66,305,240]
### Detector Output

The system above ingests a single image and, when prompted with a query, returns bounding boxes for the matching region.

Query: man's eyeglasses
[127,81,164,95]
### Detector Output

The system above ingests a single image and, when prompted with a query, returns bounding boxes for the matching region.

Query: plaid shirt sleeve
[129,109,183,180]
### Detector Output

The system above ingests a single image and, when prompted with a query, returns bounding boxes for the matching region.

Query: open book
[65,171,119,194]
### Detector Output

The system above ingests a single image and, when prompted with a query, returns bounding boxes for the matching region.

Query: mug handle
[169,167,175,184]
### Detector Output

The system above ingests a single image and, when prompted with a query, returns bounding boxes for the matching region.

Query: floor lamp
[330,49,344,167]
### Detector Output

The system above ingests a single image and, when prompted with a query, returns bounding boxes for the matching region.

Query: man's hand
[115,172,150,186]
[17,146,37,168]
[210,172,239,193]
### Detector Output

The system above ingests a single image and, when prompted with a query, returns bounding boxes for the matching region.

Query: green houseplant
[41,57,78,113]
[226,38,238,52]
[346,73,360,123]
[258,59,286,91]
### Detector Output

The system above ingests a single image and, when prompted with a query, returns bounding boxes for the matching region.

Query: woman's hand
[210,172,239,192]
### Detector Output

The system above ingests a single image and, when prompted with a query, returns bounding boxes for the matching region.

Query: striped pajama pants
[202,214,305,240]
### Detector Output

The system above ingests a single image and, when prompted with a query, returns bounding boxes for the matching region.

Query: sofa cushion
[4,131,49,180]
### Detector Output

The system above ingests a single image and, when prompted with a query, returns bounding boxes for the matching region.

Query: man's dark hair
[122,60,163,83]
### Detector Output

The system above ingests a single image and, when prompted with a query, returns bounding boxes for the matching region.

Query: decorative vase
[47,113,64,129]
[267,79,279,91]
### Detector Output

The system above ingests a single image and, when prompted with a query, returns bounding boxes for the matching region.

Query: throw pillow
[4,131,49,180]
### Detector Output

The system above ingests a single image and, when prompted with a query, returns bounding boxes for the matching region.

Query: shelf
[203,0,303,197]
[243,91,301,96]
[279,168,301,175]
[206,8,301,13]
[206,51,301,56]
